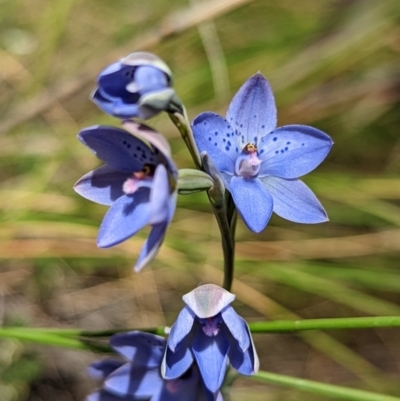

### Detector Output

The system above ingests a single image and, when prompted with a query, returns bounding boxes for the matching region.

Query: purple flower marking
[192,73,333,233]
[92,52,175,119]
[74,120,177,272]
[162,284,259,393]
[86,331,223,401]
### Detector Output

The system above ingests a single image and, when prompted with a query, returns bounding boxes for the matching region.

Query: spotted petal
[97,190,151,248]
[260,177,328,223]
[192,327,230,392]
[74,165,129,206]
[183,284,235,319]
[78,126,157,173]
[229,176,273,233]
[258,125,333,179]
[192,112,237,174]
[226,73,277,148]
[109,331,165,368]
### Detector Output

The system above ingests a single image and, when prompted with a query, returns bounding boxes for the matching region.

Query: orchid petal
[260,177,328,223]
[258,125,333,179]
[226,73,277,148]
[133,65,168,93]
[105,364,160,398]
[192,328,230,392]
[109,331,165,367]
[229,176,273,233]
[87,359,124,380]
[183,284,235,319]
[167,306,196,352]
[97,190,151,248]
[192,112,237,174]
[92,90,140,119]
[78,126,155,173]
[134,222,168,272]
[123,120,172,159]
[149,164,170,225]
[221,306,250,352]
[161,340,194,380]
[74,165,128,206]
[98,64,139,100]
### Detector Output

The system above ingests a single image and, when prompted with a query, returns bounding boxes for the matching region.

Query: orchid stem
[169,108,236,291]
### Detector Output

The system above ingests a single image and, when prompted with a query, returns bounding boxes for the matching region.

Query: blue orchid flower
[162,284,259,393]
[192,73,333,233]
[92,52,176,119]
[74,120,177,272]
[86,331,223,401]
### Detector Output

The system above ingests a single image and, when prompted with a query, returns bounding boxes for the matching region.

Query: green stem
[249,316,400,333]
[0,328,110,352]
[168,109,201,168]
[169,108,235,291]
[251,370,400,401]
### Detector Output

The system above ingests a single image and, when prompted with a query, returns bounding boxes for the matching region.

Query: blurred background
[1,0,400,399]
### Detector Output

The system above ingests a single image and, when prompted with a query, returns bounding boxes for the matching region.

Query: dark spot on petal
[136,146,141,151]
[285,147,288,151]
[225,146,230,151]
[275,150,279,154]
[215,142,217,146]
[227,125,231,129]
[280,149,284,153]
[223,138,226,143]
[227,141,231,146]
[214,131,218,136]
[227,133,230,137]
[203,122,207,125]
[286,141,291,145]
[302,143,305,146]
[208,137,212,141]
[236,147,238,152]
[262,125,265,129]
[273,137,277,142]
[260,149,264,154]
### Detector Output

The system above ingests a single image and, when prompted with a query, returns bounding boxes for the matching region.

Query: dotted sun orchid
[74,120,177,272]
[192,73,333,233]
[92,52,176,120]
[162,284,259,393]
[86,331,223,401]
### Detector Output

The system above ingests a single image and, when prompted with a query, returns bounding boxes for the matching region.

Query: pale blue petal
[229,176,273,233]
[134,66,168,94]
[192,112,237,174]
[92,88,140,119]
[192,328,230,392]
[87,359,124,380]
[78,126,155,173]
[86,390,121,401]
[162,340,194,380]
[228,346,256,376]
[134,222,168,272]
[220,307,249,352]
[109,331,165,367]
[97,190,151,248]
[226,73,277,148]
[258,125,333,179]
[167,306,196,352]
[105,364,161,398]
[149,164,170,225]
[260,177,328,223]
[74,165,128,206]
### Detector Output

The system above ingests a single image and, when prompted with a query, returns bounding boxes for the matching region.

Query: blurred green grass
[1,0,400,400]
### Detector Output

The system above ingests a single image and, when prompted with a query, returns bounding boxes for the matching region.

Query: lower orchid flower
[162,284,259,392]
[87,331,222,401]
[74,120,177,272]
